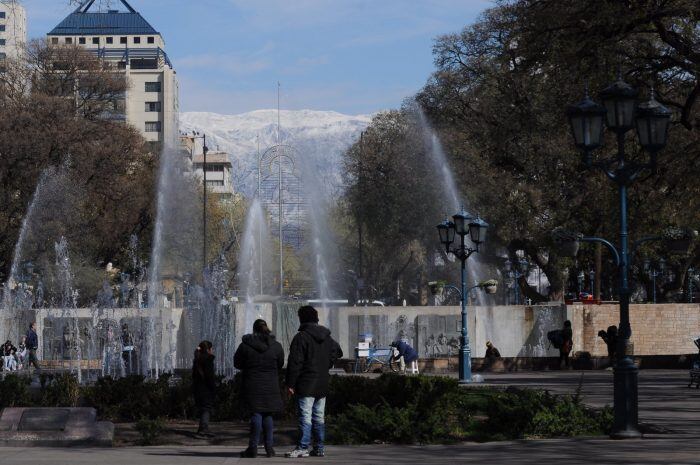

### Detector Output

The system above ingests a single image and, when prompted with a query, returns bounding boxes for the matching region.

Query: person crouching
[234,319,285,458]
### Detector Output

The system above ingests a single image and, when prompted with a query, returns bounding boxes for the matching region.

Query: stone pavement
[1,369,698,464]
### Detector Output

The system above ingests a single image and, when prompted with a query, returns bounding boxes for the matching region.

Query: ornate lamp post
[689,267,697,303]
[503,258,529,304]
[567,73,671,438]
[643,258,666,303]
[437,209,488,384]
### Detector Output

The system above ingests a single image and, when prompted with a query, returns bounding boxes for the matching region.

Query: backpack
[547,330,564,349]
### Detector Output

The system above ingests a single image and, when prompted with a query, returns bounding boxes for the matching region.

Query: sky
[23,0,493,115]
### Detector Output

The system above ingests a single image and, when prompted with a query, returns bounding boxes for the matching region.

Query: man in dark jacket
[234,319,285,458]
[26,322,40,371]
[285,306,342,458]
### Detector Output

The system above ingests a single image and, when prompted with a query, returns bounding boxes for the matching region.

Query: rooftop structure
[47,0,178,147]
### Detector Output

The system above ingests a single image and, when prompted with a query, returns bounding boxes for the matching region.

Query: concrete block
[0,408,113,447]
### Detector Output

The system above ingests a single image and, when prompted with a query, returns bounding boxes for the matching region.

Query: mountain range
[179,109,372,196]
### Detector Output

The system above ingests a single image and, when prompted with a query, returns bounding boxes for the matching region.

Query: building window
[65,38,73,44]
[0,52,6,60]
[205,164,225,172]
[0,12,5,19]
[0,25,5,32]
[206,180,225,187]
[92,37,99,45]
[0,40,5,46]
[134,37,141,44]
[145,121,161,133]
[106,37,113,44]
[120,37,127,44]
[147,36,155,44]
[145,102,161,112]
[79,37,86,44]
[51,37,59,45]
[145,82,161,92]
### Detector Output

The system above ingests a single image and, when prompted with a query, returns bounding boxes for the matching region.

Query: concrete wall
[315,304,565,359]
[309,303,700,360]
[568,303,700,356]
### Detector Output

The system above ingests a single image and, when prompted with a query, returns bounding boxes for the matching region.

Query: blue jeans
[249,413,274,449]
[297,397,326,451]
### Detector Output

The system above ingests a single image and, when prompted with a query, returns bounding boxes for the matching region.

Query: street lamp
[577,270,586,297]
[643,258,666,303]
[689,267,698,303]
[191,132,209,268]
[566,72,671,439]
[436,208,489,384]
[503,257,529,305]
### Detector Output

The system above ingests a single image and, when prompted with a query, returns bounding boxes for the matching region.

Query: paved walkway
[1,369,698,464]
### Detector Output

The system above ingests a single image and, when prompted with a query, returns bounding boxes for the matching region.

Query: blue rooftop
[48,0,159,36]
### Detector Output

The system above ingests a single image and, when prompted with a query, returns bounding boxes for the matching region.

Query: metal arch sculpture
[257,144,309,296]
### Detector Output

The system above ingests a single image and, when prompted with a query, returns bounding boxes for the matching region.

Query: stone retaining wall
[319,303,700,360]
[568,303,700,356]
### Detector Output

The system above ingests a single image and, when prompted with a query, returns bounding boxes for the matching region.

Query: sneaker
[310,449,325,457]
[240,447,258,458]
[265,447,276,458]
[285,448,310,458]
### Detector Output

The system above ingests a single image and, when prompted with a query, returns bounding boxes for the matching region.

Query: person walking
[234,319,285,458]
[285,306,343,458]
[559,320,573,369]
[26,322,40,371]
[192,340,216,439]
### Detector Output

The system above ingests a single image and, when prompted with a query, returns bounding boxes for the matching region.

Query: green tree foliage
[342,111,447,304]
[0,41,156,298]
[345,0,700,301]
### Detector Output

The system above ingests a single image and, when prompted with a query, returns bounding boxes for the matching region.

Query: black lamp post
[437,209,488,384]
[567,72,671,439]
[643,258,666,303]
[503,258,529,304]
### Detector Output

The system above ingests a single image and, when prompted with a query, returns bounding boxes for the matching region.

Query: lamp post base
[611,356,641,439]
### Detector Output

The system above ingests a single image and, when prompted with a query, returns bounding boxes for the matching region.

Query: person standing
[192,340,216,438]
[120,323,135,375]
[234,319,285,458]
[285,306,343,458]
[597,325,618,367]
[25,323,40,371]
[559,320,573,369]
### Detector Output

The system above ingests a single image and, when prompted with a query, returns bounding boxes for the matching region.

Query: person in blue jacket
[391,340,418,373]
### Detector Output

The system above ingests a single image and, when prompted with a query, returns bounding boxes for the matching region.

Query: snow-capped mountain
[179,109,372,196]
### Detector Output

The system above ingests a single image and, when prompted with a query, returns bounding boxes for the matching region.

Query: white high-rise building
[47,0,179,147]
[0,0,27,65]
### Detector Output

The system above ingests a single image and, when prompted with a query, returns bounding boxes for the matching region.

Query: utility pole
[277,82,283,297]
[203,134,208,269]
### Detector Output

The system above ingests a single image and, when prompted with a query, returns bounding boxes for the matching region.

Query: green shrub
[39,373,80,407]
[483,387,613,439]
[84,375,174,421]
[134,417,166,445]
[0,374,33,408]
[328,374,481,444]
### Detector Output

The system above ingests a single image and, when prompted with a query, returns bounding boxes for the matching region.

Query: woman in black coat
[192,340,216,438]
[234,319,285,458]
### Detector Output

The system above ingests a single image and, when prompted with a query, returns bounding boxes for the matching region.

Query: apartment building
[47,0,178,146]
[0,0,27,66]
